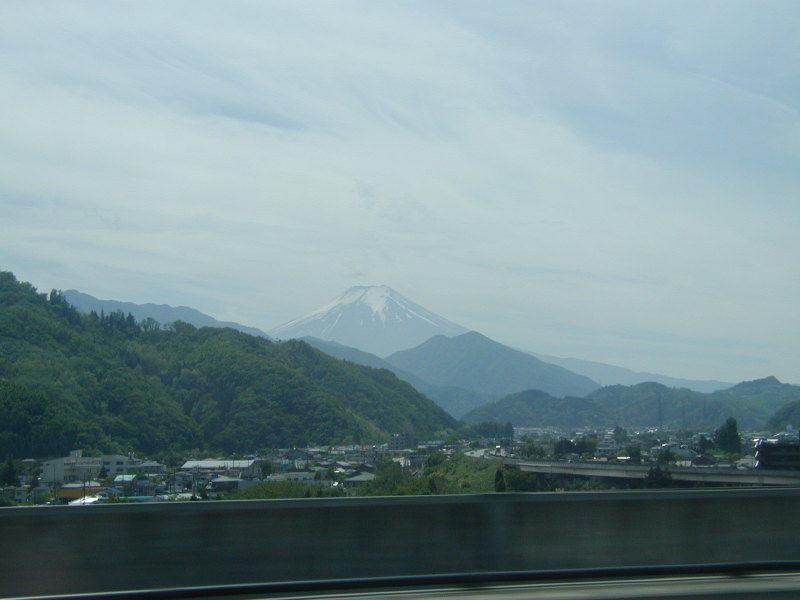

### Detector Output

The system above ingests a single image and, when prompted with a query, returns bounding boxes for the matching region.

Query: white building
[42,450,162,484]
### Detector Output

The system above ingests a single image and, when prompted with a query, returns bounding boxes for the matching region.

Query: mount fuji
[268,286,469,357]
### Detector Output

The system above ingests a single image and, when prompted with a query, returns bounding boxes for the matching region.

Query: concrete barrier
[1,488,799,598]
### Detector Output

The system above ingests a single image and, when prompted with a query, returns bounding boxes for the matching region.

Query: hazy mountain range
[40,282,800,431]
[464,377,800,431]
[299,336,492,417]
[529,352,731,394]
[63,285,738,417]
[63,290,271,339]
[1,273,456,457]
[268,286,733,393]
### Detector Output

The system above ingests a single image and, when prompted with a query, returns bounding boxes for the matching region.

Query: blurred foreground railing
[2,488,800,598]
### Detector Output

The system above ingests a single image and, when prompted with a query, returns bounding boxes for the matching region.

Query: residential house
[342,472,376,488]
[54,481,105,504]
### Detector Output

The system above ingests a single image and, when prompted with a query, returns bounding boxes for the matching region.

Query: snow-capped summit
[269,286,469,357]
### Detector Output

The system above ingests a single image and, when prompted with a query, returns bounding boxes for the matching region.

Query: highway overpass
[2,488,800,598]
[501,457,800,486]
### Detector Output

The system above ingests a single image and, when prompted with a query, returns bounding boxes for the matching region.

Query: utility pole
[657,397,663,431]
[681,400,686,431]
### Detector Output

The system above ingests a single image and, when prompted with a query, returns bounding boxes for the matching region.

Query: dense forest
[0,272,457,458]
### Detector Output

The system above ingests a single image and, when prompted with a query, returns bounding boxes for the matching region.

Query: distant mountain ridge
[63,290,271,339]
[302,336,494,417]
[269,286,468,357]
[463,377,800,430]
[529,351,732,393]
[387,331,601,400]
[68,287,738,399]
[63,286,773,428]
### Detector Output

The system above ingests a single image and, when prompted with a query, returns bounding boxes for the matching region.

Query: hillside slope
[387,331,600,400]
[463,378,800,430]
[463,389,607,428]
[0,272,456,458]
[767,399,800,431]
[302,337,493,417]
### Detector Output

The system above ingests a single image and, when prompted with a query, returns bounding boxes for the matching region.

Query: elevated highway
[501,457,800,485]
[2,488,800,598]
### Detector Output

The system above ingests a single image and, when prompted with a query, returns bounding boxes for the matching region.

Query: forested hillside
[463,379,800,430]
[766,398,800,431]
[463,389,606,428]
[63,289,271,339]
[0,272,456,458]
[587,380,795,429]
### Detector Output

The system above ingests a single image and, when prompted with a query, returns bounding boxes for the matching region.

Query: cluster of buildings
[5,429,795,505]
[35,450,169,503]
[513,426,800,469]
[3,433,463,505]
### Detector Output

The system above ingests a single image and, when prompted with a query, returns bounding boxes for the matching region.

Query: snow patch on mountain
[297,286,394,324]
[269,286,469,357]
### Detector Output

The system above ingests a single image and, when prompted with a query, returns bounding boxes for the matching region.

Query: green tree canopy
[0,271,457,458]
[715,417,742,454]
[0,459,20,486]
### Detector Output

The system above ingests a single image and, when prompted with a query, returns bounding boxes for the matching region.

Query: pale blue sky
[2,1,799,383]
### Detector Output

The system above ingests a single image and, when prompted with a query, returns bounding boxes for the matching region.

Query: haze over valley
[31,279,800,433]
